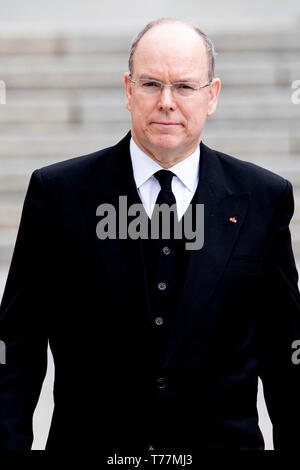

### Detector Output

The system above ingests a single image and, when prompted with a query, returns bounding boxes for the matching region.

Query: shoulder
[31,131,131,191]
[35,144,115,186]
[207,144,291,198]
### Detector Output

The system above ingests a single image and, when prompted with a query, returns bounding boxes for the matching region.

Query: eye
[176,83,195,90]
[141,80,161,88]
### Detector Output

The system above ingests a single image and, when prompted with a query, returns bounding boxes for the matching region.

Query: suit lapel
[161,143,250,368]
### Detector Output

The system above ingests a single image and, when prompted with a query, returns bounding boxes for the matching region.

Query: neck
[131,134,201,168]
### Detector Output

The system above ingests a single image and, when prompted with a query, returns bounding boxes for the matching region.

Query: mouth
[152,122,181,126]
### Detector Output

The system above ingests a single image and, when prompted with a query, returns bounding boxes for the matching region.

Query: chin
[152,133,181,150]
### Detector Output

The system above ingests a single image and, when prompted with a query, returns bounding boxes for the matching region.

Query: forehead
[133,23,208,78]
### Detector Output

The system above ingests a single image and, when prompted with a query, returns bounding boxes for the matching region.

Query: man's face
[124,23,221,166]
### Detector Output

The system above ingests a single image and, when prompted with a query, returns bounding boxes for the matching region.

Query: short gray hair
[128,18,216,82]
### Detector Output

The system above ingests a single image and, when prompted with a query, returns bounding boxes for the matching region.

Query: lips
[153,122,181,126]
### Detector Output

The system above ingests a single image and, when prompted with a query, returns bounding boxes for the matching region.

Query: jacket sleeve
[0,170,52,449]
[258,179,300,449]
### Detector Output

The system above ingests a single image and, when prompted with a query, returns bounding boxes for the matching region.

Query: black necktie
[152,170,177,240]
[153,169,176,207]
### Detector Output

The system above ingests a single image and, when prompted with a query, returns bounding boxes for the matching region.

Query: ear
[124,72,133,112]
[207,78,221,117]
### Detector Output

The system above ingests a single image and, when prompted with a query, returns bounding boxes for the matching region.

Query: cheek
[179,103,199,121]
[184,103,208,127]
[133,101,155,125]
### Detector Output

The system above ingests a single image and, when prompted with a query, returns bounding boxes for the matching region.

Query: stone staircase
[0,27,300,281]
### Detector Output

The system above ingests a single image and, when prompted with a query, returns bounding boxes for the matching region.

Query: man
[0,18,300,454]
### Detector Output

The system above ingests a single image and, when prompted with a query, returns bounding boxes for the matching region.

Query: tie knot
[153,169,175,191]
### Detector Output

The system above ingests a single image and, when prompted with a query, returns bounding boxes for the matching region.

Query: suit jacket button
[157,377,167,389]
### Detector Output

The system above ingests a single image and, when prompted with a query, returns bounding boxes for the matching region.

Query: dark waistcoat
[141,185,200,370]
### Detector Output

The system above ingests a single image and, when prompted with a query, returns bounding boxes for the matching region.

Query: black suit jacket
[1,131,300,453]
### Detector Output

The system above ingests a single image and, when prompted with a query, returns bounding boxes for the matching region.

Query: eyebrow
[138,75,200,82]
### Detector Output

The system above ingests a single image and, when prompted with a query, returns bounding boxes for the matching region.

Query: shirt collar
[130,137,200,192]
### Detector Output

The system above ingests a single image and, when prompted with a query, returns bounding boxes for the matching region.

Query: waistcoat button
[163,246,171,255]
[158,282,166,291]
[155,316,164,326]
[156,377,167,389]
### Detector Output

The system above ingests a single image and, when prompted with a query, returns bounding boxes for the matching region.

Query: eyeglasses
[129,75,212,98]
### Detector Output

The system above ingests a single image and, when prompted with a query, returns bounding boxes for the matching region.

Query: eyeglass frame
[128,74,212,96]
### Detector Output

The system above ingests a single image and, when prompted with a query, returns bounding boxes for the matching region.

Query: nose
[157,85,177,111]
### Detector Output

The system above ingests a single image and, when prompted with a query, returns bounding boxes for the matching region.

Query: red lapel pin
[229,217,237,223]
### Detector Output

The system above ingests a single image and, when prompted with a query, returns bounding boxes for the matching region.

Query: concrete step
[0,192,23,228]
[2,156,300,197]
[0,102,73,124]
[1,98,299,123]
[290,224,300,257]
[0,125,299,156]
[4,86,295,101]
[0,29,300,55]
[0,0,299,30]
[1,53,299,88]
[2,86,297,118]
[205,119,300,132]
[293,189,300,222]
[0,229,17,265]
[0,175,32,193]
[1,50,299,66]
[1,71,299,124]
[0,117,299,133]
[2,155,300,195]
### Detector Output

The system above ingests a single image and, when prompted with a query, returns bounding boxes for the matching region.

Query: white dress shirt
[129,137,200,221]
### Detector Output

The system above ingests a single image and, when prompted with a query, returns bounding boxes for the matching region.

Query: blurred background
[0,0,300,451]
